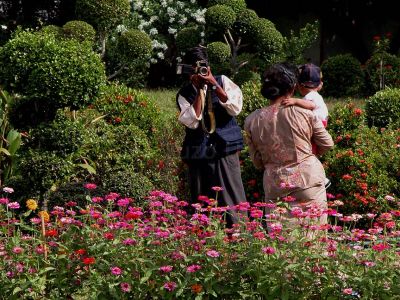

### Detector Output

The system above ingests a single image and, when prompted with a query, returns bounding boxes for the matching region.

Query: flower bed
[1,187,400,299]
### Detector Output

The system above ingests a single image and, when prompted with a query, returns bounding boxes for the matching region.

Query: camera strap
[200,86,216,134]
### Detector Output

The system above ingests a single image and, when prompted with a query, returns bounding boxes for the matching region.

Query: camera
[176,60,208,76]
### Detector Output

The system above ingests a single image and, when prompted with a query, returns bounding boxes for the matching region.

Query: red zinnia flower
[45,229,58,237]
[82,257,95,265]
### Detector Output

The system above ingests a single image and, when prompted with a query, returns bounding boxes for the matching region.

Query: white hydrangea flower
[176,56,182,63]
[150,58,158,64]
[200,31,205,37]
[1,25,7,30]
[168,27,177,35]
[179,17,187,25]
[150,16,158,22]
[134,0,143,10]
[167,7,177,17]
[161,43,168,50]
[116,24,128,33]
[157,52,165,59]
[149,28,158,35]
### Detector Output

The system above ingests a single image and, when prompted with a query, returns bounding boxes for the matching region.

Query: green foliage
[234,9,259,36]
[176,26,203,53]
[0,30,106,112]
[208,0,247,14]
[364,52,400,94]
[40,25,62,37]
[205,5,236,32]
[365,88,400,128]
[117,29,152,63]
[321,54,365,98]
[250,18,284,66]
[75,0,130,32]
[283,20,319,65]
[236,80,266,127]
[62,20,96,45]
[207,41,231,64]
[233,69,261,88]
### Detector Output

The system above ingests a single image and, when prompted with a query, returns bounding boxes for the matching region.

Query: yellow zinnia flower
[26,199,38,211]
[38,210,50,223]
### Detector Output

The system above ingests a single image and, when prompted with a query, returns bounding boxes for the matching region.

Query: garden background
[0,0,400,299]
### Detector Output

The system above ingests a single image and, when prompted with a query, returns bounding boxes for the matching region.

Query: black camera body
[176,60,208,76]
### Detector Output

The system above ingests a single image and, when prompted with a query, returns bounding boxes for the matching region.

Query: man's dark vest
[177,76,244,161]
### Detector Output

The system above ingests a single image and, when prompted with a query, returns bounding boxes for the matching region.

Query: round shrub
[365,88,400,128]
[207,0,246,14]
[101,169,154,204]
[176,26,202,53]
[236,79,267,127]
[117,29,152,63]
[40,25,62,37]
[233,69,261,88]
[207,41,231,64]
[75,0,130,31]
[234,8,259,35]
[205,5,236,31]
[0,30,106,111]
[364,52,400,94]
[321,54,365,98]
[249,18,284,66]
[62,20,96,44]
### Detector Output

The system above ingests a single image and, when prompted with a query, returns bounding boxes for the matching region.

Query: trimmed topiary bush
[0,30,106,112]
[205,5,236,32]
[207,0,246,14]
[75,0,130,32]
[117,29,152,63]
[236,79,266,127]
[321,54,365,98]
[365,88,400,128]
[40,25,63,37]
[249,18,284,66]
[176,26,203,53]
[62,20,96,44]
[234,8,259,36]
[207,41,231,64]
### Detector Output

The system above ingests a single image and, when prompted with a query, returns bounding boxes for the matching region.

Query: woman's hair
[261,62,298,100]
[182,45,209,66]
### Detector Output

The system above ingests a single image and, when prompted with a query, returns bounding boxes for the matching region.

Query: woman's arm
[311,115,334,155]
[244,119,264,169]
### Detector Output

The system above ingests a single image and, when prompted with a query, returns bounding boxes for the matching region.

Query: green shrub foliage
[176,26,203,53]
[365,88,400,128]
[234,9,259,36]
[40,25,63,37]
[205,5,236,32]
[249,18,284,67]
[207,41,231,64]
[208,0,247,14]
[0,30,106,111]
[75,0,130,31]
[62,20,96,44]
[365,52,400,94]
[321,54,365,98]
[117,29,152,63]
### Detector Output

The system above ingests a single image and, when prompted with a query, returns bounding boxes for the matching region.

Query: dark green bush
[236,80,266,127]
[117,29,152,63]
[233,70,261,88]
[365,88,400,128]
[208,0,246,14]
[176,26,203,53]
[321,54,365,98]
[207,41,231,64]
[75,0,130,31]
[249,18,284,66]
[40,25,63,37]
[205,5,236,31]
[62,20,96,44]
[0,30,106,111]
[234,9,259,36]
[364,52,400,94]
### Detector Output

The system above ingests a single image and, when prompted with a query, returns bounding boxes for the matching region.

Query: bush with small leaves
[207,0,246,14]
[249,18,284,66]
[62,20,96,45]
[117,29,152,63]
[0,30,106,112]
[176,26,203,53]
[365,88,400,128]
[234,8,259,36]
[75,0,130,32]
[205,5,236,32]
[40,25,62,37]
[321,54,365,98]
[207,41,231,64]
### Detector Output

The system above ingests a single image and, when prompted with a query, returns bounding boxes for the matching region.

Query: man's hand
[198,67,218,86]
[190,74,204,89]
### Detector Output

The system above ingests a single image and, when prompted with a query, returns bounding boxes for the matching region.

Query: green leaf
[0,147,11,156]
[76,163,96,174]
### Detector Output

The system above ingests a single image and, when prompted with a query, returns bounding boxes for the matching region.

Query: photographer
[176,45,246,225]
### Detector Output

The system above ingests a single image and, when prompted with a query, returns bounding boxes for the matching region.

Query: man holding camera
[176,45,246,226]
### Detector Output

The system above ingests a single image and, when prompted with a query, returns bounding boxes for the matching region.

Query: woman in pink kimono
[244,63,334,223]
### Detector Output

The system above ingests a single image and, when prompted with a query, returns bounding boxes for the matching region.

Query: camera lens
[199,66,208,76]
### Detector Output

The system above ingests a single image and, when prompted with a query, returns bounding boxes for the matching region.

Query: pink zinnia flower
[92,197,103,203]
[187,264,202,273]
[84,183,97,190]
[12,246,24,254]
[211,186,223,192]
[206,250,220,258]
[7,202,20,209]
[159,265,173,273]
[117,198,131,207]
[372,243,390,252]
[3,187,14,193]
[122,238,136,246]
[110,266,122,275]
[120,282,131,293]
[343,288,353,295]
[262,246,275,255]
[0,197,9,204]
[163,281,177,291]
